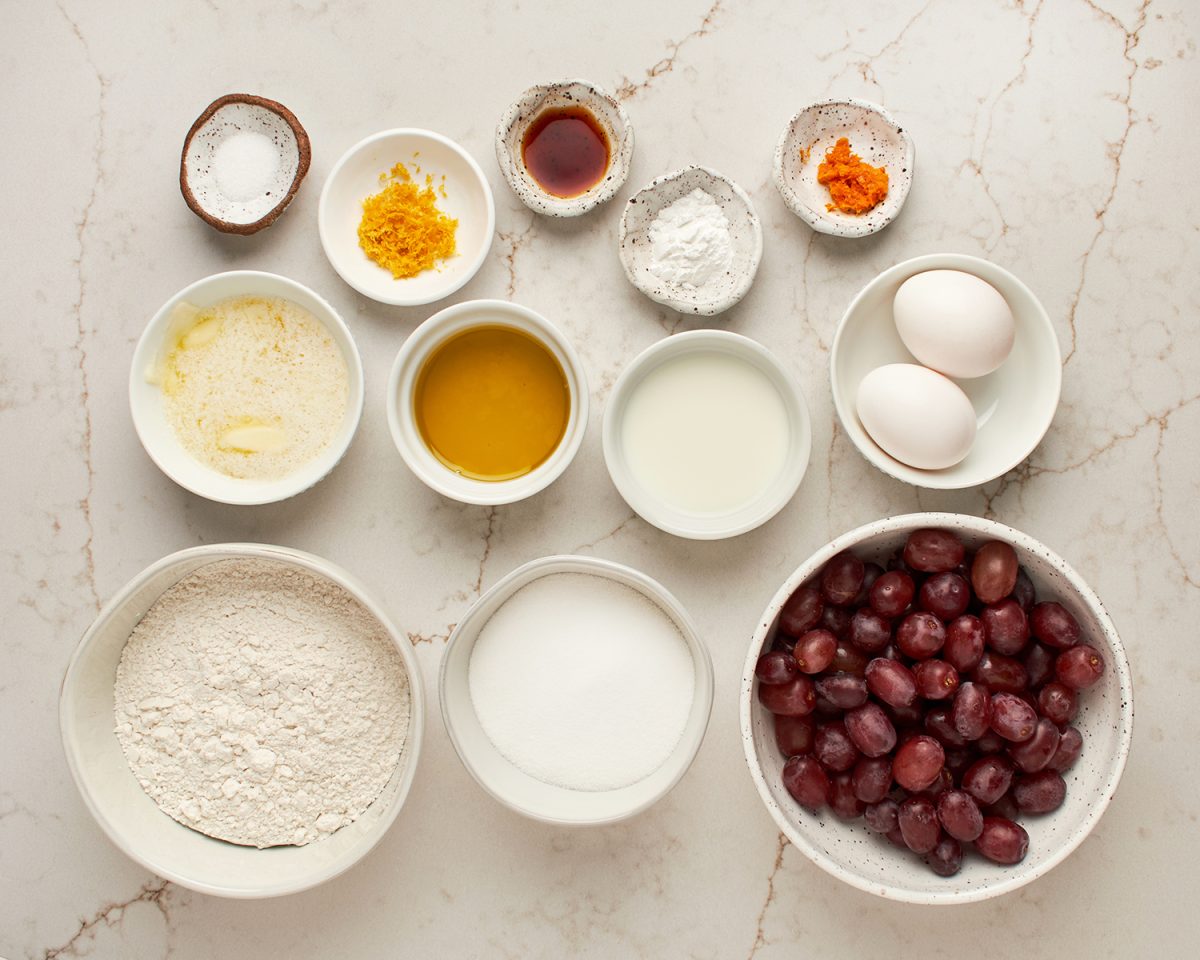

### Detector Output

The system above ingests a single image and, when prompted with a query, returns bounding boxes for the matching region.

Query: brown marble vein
[572,513,640,553]
[616,0,725,100]
[745,832,788,960]
[40,880,173,960]
[497,217,536,299]
[473,505,499,595]
[852,0,938,90]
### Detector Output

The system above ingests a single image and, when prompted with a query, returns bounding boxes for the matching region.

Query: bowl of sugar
[440,554,713,824]
[603,330,812,539]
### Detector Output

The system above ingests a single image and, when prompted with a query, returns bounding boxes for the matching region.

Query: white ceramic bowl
[319,128,495,305]
[129,270,364,505]
[774,98,914,238]
[495,79,634,217]
[740,513,1133,905]
[603,330,811,539]
[832,253,1061,489]
[59,543,425,899]
[387,299,588,505]
[618,166,763,316]
[440,554,713,824]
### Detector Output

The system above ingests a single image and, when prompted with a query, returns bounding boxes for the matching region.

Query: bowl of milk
[603,330,812,539]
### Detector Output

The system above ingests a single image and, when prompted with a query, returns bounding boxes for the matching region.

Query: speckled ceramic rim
[439,554,714,825]
[59,543,426,899]
[495,79,634,217]
[602,330,811,539]
[129,270,365,505]
[773,97,914,238]
[617,165,764,316]
[830,253,1062,489]
[386,299,589,505]
[739,513,1134,905]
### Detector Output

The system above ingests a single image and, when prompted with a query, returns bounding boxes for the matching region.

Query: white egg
[856,364,977,470]
[893,270,1015,379]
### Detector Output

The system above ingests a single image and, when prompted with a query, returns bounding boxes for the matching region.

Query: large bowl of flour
[60,543,424,898]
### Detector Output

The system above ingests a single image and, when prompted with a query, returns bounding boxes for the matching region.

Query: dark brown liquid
[521,107,610,199]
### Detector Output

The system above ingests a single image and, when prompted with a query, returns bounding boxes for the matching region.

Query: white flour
[113,558,411,848]
[646,187,734,292]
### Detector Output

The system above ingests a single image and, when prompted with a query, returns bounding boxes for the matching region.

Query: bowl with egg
[603,330,812,539]
[129,270,364,505]
[387,299,589,505]
[60,542,425,898]
[831,253,1061,490]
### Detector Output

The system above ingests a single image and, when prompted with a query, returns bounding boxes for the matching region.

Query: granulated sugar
[113,558,410,848]
[468,572,694,791]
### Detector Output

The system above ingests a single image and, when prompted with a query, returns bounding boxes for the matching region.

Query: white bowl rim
[386,298,589,505]
[773,97,915,238]
[738,511,1134,905]
[317,127,496,306]
[59,542,426,899]
[602,329,811,539]
[128,270,365,506]
[438,553,715,825]
[617,164,764,316]
[830,252,1063,490]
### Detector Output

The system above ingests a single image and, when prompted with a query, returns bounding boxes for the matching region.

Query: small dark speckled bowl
[740,513,1133,904]
[774,98,914,238]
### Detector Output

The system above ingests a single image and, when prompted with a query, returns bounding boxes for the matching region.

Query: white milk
[621,351,790,515]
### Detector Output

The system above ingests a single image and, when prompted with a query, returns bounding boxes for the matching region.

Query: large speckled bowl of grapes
[739,513,1133,904]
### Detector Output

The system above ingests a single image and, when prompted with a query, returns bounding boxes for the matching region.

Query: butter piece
[218,422,287,454]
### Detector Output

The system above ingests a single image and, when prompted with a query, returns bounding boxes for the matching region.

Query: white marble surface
[4,0,1199,956]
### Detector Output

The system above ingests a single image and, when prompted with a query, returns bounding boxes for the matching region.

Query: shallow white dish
[387,299,588,505]
[774,98,914,238]
[740,513,1133,905]
[59,543,425,899]
[618,166,763,316]
[319,128,495,306]
[440,554,713,825]
[831,253,1061,490]
[129,270,364,506]
[603,330,811,539]
[495,79,633,217]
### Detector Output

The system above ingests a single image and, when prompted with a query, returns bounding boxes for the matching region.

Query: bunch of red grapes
[757,528,1106,876]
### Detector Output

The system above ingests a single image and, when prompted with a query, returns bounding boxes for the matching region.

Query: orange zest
[815,137,888,215]
[358,162,457,279]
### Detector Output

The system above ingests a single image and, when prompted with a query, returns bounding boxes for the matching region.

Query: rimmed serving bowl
[740,513,1133,904]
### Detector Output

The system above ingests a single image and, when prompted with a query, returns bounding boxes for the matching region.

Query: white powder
[647,188,734,291]
[113,558,411,848]
[213,131,280,202]
[468,573,695,791]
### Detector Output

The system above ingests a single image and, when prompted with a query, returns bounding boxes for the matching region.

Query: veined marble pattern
[3,0,1198,956]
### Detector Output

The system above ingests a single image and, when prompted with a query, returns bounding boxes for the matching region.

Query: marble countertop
[5,0,1199,956]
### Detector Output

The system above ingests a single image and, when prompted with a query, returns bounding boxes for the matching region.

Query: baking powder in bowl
[468,573,694,791]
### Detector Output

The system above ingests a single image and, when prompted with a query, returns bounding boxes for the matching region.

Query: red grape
[756,650,798,685]
[919,573,971,621]
[975,817,1029,865]
[944,615,986,672]
[847,608,891,653]
[1046,726,1083,773]
[780,585,823,637]
[1014,770,1066,814]
[773,715,814,757]
[936,789,984,841]
[821,551,866,606]
[990,692,1037,742]
[985,792,1021,821]
[864,798,899,833]
[1012,567,1036,611]
[863,659,916,711]
[971,540,1019,604]
[1031,601,1081,650]
[924,709,968,748]
[898,794,941,853]
[1008,717,1061,773]
[903,529,965,573]
[981,599,1030,656]
[1055,645,1105,690]
[951,682,991,740]
[893,735,945,791]
[829,772,867,820]
[1037,682,1079,725]
[757,675,816,716]
[855,562,884,606]
[792,629,837,674]
[972,651,1029,693]
[814,721,859,773]
[815,673,868,709]
[924,836,963,876]
[961,755,1015,805]
[844,702,897,757]
[1024,643,1056,689]
[915,660,960,700]
[830,641,869,676]
[783,755,830,810]
[820,604,852,638]
[869,571,915,618]
[851,756,893,804]
[896,612,946,659]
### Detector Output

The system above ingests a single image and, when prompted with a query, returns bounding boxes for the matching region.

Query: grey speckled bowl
[740,513,1133,905]
[774,98,914,238]
[618,166,763,316]
[495,79,633,217]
